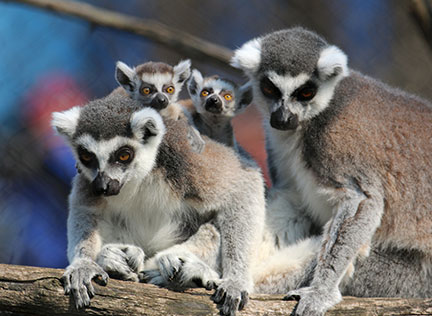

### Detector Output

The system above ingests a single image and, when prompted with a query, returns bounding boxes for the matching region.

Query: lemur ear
[237,82,253,112]
[173,59,191,84]
[115,61,137,92]
[51,106,82,139]
[231,38,262,76]
[130,108,166,144]
[187,69,204,97]
[317,45,348,81]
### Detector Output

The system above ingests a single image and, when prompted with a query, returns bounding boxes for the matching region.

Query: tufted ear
[130,107,166,144]
[51,106,82,139]
[317,45,348,81]
[236,82,253,112]
[187,69,204,97]
[115,61,138,92]
[231,38,262,76]
[173,59,191,84]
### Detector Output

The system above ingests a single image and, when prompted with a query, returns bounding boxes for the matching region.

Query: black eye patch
[292,81,317,102]
[77,146,98,169]
[260,77,282,100]
[140,83,157,95]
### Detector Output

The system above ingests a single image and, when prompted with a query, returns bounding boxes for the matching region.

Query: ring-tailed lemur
[51,93,265,316]
[114,60,205,153]
[184,69,253,161]
[231,27,432,315]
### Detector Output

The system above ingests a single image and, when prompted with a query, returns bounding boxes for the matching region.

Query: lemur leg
[142,223,221,290]
[96,243,145,282]
[285,191,383,316]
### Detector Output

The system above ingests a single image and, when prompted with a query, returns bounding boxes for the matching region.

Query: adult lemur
[52,93,265,316]
[231,27,432,315]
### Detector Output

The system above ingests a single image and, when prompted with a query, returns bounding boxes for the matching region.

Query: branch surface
[0,264,431,315]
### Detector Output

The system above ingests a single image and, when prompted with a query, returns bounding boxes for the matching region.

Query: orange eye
[263,87,273,95]
[142,87,151,95]
[119,153,130,161]
[224,94,233,101]
[301,91,313,98]
[80,153,92,162]
[201,90,209,97]
[166,86,175,94]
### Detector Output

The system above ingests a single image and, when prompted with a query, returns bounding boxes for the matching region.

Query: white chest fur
[97,175,185,258]
[269,127,334,226]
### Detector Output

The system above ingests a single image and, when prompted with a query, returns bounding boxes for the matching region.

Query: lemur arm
[285,188,384,316]
[61,182,108,309]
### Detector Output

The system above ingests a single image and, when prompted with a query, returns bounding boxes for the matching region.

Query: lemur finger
[61,273,71,294]
[94,270,109,286]
[238,291,249,310]
[211,287,226,304]
[221,295,240,316]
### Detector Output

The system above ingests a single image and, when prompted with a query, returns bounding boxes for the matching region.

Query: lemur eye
[116,147,134,164]
[260,77,281,99]
[201,90,209,97]
[224,94,233,101]
[78,148,95,166]
[166,86,175,94]
[294,82,317,102]
[142,87,151,95]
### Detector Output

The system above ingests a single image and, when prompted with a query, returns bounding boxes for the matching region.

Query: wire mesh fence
[0,0,431,268]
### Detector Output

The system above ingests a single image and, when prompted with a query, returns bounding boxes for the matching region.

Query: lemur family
[53,27,432,316]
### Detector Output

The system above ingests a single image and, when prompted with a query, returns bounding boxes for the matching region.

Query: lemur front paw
[61,258,109,309]
[284,286,342,316]
[142,251,220,290]
[211,279,249,316]
[96,244,145,282]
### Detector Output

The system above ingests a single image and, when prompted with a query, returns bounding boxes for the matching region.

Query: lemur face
[187,69,252,119]
[231,28,348,131]
[52,95,165,197]
[115,60,191,110]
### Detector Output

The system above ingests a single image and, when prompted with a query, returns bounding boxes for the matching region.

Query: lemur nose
[92,172,121,196]
[205,95,223,113]
[151,93,169,110]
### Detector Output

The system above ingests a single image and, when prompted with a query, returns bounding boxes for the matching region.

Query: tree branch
[0,264,431,315]
[2,0,238,73]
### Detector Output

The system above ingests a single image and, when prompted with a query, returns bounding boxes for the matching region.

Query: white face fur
[115,60,191,110]
[231,38,349,130]
[52,107,166,196]
[187,69,252,119]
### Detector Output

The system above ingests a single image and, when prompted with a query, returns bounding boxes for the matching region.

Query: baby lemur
[185,69,253,160]
[231,27,432,315]
[52,93,265,316]
[114,59,205,152]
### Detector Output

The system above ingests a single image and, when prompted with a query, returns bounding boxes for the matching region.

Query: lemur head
[187,69,253,119]
[51,94,165,197]
[115,60,191,110]
[231,27,348,130]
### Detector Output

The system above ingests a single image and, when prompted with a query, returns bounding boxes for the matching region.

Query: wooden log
[0,264,431,315]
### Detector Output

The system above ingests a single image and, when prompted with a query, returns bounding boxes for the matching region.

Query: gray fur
[259,27,327,76]
[232,27,432,316]
[52,93,266,315]
[186,69,255,164]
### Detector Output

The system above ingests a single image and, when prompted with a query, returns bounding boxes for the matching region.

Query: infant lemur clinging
[185,69,253,161]
[114,59,205,152]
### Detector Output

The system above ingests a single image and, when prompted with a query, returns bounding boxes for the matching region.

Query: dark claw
[284,294,301,301]
[211,288,226,304]
[238,291,249,310]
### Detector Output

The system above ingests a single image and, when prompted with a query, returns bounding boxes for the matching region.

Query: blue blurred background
[0,0,431,269]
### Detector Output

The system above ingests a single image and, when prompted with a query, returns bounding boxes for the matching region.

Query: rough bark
[0,264,431,315]
[1,0,237,72]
